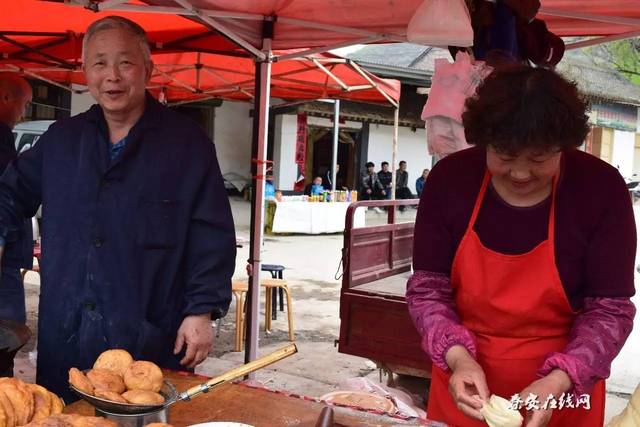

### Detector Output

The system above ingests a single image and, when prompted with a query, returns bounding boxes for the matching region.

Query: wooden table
[65,371,441,426]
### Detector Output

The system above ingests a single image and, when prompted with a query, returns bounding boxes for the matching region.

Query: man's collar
[86,91,163,132]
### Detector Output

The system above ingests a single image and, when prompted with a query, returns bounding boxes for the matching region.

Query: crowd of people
[359,160,430,201]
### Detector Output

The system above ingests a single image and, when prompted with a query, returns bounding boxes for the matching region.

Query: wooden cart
[338,200,431,379]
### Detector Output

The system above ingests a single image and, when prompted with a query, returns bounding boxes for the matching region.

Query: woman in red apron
[408,65,636,427]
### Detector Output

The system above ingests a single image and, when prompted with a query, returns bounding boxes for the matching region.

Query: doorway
[306,126,358,190]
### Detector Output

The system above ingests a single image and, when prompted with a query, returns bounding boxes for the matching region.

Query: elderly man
[0,17,236,399]
[0,73,34,376]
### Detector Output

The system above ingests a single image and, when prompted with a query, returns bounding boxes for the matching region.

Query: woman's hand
[520,369,572,427]
[446,345,490,421]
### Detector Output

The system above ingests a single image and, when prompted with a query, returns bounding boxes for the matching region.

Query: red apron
[426,171,605,427]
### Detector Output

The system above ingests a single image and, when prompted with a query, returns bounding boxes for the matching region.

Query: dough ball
[68,368,94,396]
[123,361,163,393]
[93,390,128,404]
[121,390,164,406]
[86,369,126,394]
[93,350,133,377]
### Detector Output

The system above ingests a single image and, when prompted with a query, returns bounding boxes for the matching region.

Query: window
[17,133,39,154]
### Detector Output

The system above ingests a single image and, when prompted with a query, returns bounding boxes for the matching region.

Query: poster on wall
[591,102,638,132]
[294,113,307,191]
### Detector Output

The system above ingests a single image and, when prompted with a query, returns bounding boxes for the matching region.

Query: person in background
[395,160,413,211]
[360,161,385,201]
[265,174,276,200]
[311,176,324,196]
[324,164,343,190]
[0,73,34,377]
[407,65,635,427]
[415,168,430,198]
[378,161,393,199]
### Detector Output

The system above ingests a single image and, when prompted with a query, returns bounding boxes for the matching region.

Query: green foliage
[589,39,640,85]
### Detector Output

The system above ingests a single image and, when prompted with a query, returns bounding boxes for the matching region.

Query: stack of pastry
[607,384,640,427]
[68,349,165,406]
[0,377,64,427]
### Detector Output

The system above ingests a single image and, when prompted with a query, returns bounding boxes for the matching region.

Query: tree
[589,39,640,85]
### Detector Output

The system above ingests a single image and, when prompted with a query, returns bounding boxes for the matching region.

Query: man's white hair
[82,16,152,66]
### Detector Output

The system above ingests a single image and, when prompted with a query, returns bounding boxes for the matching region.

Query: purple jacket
[407,267,635,395]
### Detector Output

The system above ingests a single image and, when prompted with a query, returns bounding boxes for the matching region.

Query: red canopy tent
[3,0,639,364]
[0,51,400,105]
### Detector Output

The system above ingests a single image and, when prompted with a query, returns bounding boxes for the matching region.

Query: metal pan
[70,343,298,415]
[70,379,178,415]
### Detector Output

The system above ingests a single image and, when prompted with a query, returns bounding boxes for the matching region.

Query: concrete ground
[14,196,640,424]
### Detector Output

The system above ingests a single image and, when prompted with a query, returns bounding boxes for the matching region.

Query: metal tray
[70,379,178,415]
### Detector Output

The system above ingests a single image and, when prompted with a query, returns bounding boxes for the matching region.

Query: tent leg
[245,32,273,372]
[331,100,340,192]
[391,107,399,200]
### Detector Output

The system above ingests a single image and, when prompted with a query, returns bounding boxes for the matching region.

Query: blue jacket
[0,95,236,400]
[416,176,426,197]
[0,122,32,269]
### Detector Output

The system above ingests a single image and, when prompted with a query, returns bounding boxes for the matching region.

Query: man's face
[400,163,407,171]
[11,85,33,127]
[83,28,151,119]
[367,166,375,174]
[382,164,389,172]
[3,84,31,128]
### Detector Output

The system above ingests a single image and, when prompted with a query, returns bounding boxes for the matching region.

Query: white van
[12,120,54,154]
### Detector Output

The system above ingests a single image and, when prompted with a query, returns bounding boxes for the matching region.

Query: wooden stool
[231,279,295,352]
[261,278,294,341]
[232,281,248,352]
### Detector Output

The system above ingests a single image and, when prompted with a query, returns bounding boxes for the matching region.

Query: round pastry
[93,350,134,377]
[93,390,128,404]
[0,388,17,427]
[68,368,94,396]
[86,369,126,394]
[24,414,117,427]
[0,390,16,427]
[27,384,53,422]
[65,414,118,427]
[123,361,163,393]
[22,414,74,427]
[0,377,35,426]
[121,390,164,405]
[48,392,64,415]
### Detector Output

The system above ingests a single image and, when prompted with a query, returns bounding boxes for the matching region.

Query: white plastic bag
[407,0,474,47]
[338,377,427,419]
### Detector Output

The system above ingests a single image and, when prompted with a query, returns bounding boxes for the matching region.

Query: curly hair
[462,65,590,154]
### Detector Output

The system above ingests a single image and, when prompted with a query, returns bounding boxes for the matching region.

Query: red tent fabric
[0,1,400,104]
[0,0,240,69]
[0,52,400,104]
[540,0,640,36]
[4,0,638,70]
[88,0,640,44]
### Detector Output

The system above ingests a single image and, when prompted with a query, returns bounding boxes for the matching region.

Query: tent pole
[331,100,340,193]
[566,30,640,50]
[391,107,399,200]
[245,21,273,371]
